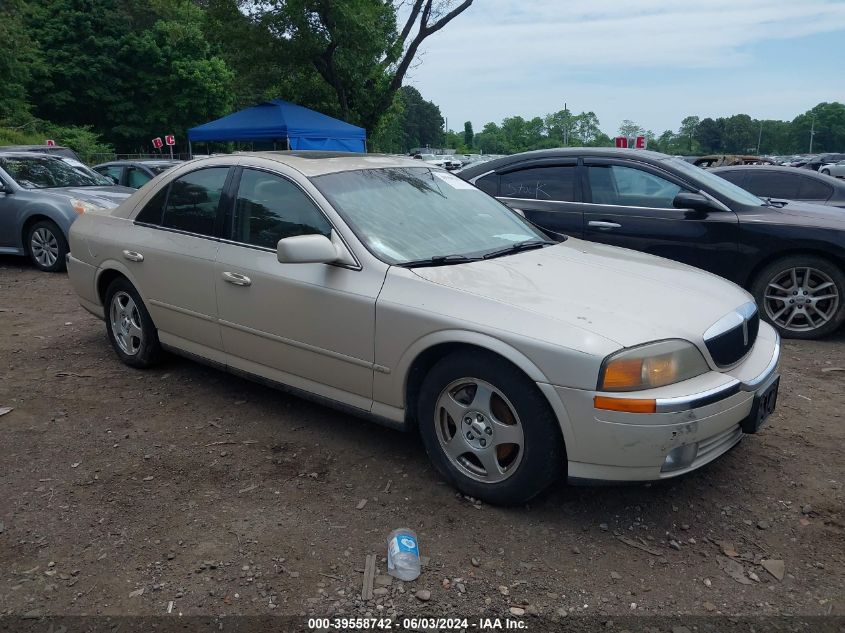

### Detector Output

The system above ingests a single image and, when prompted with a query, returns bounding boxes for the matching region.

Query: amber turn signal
[594,395,656,414]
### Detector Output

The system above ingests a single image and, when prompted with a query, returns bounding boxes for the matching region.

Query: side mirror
[277,234,339,264]
[673,192,719,212]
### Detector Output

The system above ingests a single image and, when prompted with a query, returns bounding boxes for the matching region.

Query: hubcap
[109,291,143,355]
[30,227,59,268]
[763,266,839,332]
[434,378,524,484]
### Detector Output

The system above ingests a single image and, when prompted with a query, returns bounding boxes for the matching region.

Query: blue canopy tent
[187,99,366,154]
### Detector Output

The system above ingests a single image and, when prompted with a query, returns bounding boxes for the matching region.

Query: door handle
[122,250,144,262]
[222,271,252,286]
[588,221,622,230]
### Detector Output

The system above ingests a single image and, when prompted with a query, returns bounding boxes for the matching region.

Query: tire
[751,255,845,339]
[417,349,565,505]
[104,278,162,368]
[26,220,68,272]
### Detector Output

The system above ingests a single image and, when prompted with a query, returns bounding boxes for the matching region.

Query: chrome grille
[704,303,759,367]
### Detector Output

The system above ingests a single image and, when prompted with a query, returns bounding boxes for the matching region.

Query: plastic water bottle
[386,528,421,581]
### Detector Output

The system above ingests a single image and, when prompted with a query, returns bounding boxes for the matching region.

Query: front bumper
[549,323,780,483]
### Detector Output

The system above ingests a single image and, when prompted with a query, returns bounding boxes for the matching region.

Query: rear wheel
[417,349,565,505]
[104,278,162,368]
[751,255,845,339]
[27,220,68,272]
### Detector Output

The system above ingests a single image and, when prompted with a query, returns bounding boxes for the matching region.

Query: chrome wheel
[30,227,59,268]
[763,266,840,333]
[110,291,143,355]
[434,378,524,484]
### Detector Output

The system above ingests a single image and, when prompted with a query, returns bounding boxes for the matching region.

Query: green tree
[397,85,444,150]
[0,0,42,121]
[721,114,755,153]
[463,121,473,148]
[792,102,845,153]
[256,0,473,134]
[695,117,723,153]
[618,119,644,138]
[678,116,700,152]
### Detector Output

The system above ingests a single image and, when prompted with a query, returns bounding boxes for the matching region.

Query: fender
[93,258,144,302]
[372,329,578,452]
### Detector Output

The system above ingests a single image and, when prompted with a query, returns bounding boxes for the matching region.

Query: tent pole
[188,140,192,159]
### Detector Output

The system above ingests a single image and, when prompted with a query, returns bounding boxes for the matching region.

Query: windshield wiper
[399,254,480,268]
[481,239,552,260]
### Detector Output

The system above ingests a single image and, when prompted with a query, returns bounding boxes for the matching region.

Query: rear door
[124,165,233,355]
[126,165,154,189]
[581,158,740,279]
[473,160,584,237]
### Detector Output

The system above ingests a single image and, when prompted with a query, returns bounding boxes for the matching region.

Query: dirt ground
[1,255,843,626]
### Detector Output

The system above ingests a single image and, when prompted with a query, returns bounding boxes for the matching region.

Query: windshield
[0,156,112,188]
[312,167,549,265]
[666,157,764,206]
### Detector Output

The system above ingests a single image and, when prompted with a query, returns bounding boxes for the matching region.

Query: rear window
[744,171,799,199]
[798,177,833,201]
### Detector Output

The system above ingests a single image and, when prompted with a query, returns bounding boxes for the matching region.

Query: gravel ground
[1,256,843,625]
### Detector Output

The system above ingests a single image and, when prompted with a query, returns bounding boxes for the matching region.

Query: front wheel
[417,350,565,505]
[751,255,845,339]
[27,220,68,272]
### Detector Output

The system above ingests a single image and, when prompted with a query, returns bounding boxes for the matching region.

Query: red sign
[635,135,646,149]
[165,135,175,146]
[614,136,628,148]
[46,139,56,147]
[152,137,164,149]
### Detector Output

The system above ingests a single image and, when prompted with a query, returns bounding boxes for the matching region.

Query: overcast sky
[405,0,845,135]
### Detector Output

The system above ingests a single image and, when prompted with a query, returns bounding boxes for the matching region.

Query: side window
[587,165,681,208]
[96,165,123,184]
[474,173,498,196]
[499,166,577,201]
[161,167,229,236]
[716,171,745,187]
[798,177,833,201]
[233,169,332,249]
[127,167,152,189]
[135,186,168,224]
[745,171,799,199]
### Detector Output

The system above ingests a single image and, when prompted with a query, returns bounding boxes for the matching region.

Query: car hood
[41,186,134,209]
[762,199,845,224]
[410,239,753,349]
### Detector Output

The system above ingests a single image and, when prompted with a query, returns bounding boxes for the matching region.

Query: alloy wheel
[110,291,144,355]
[434,378,525,484]
[763,266,840,333]
[30,227,59,268]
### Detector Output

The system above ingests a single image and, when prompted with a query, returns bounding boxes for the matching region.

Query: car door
[472,160,583,237]
[0,168,17,250]
[581,158,739,279]
[125,165,232,355]
[214,166,383,409]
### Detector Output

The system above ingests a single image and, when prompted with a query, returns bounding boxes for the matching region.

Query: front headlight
[598,339,709,392]
[70,198,106,215]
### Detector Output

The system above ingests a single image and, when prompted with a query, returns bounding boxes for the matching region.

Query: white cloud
[405,0,845,133]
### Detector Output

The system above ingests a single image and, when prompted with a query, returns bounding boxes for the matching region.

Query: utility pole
[756,120,763,155]
[809,114,816,153]
[563,102,569,146]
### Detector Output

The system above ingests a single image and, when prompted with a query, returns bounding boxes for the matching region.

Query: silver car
[0,152,134,271]
[65,152,780,504]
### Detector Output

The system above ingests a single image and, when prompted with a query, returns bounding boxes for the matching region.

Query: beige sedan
[66,152,780,504]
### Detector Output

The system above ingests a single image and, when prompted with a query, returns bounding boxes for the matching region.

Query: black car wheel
[417,349,565,505]
[752,255,845,339]
[27,220,68,272]
[104,278,162,368]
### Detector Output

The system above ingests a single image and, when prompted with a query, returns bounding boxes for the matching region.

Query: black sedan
[711,165,845,208]
[458,148,845,339]
[93,159,181,189]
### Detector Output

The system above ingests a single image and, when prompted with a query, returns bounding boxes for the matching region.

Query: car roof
[237,151,428,177]
[457,147,672,178]
[0,151,63,159]
[96,159,182,167]
[1,144,72,151]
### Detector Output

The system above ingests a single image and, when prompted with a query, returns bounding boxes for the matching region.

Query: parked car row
[458,148,845,339]
[63,152,781,505]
